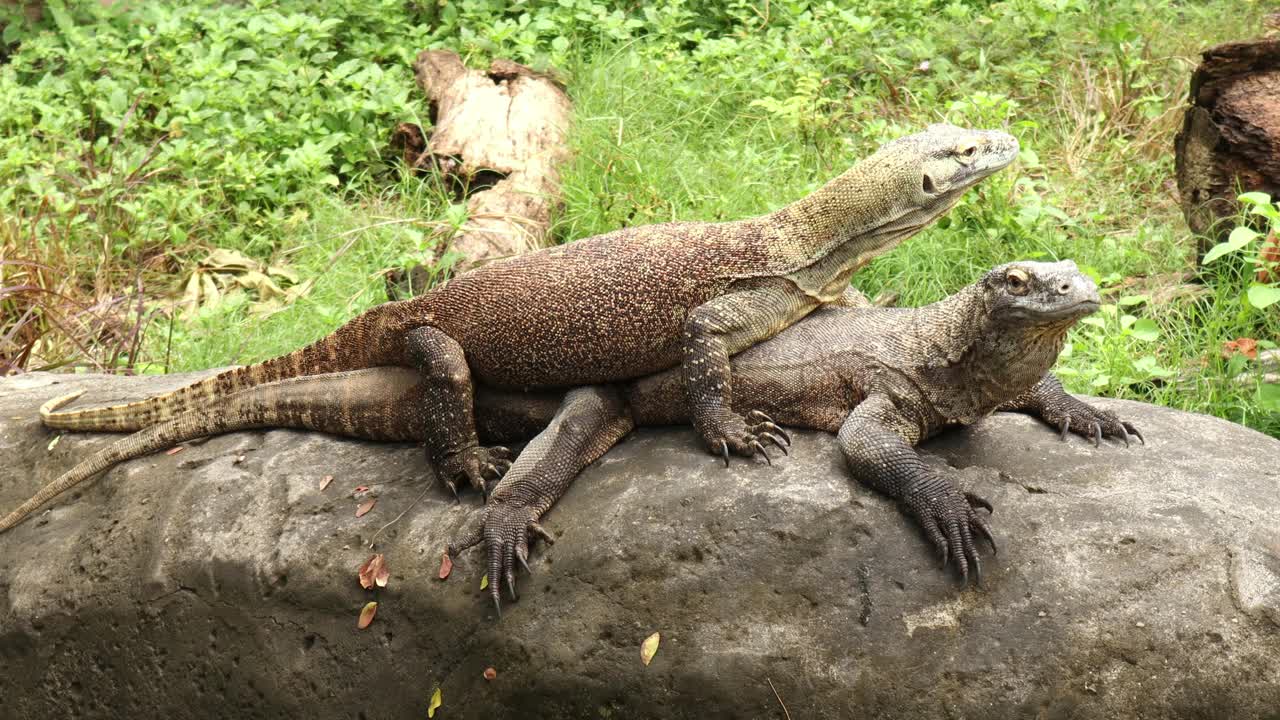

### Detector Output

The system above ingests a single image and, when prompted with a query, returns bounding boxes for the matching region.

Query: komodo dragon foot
[1001,375,1144,448]
[438,445,514,501]
[1048,401,1143,448]
[447,500,554,618]
[902,475,997,584]
[705,409,792,467]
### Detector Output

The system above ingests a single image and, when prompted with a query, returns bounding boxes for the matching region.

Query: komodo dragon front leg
[999,374,1144,447]
[837,394,996,581]
[404,326,514,498]
[684,277,809,461]
[448,386,635,615]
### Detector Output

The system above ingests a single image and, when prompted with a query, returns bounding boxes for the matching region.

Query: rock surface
[2,372,1280,719]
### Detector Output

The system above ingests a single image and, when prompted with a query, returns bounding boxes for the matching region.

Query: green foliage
[3,0,1275,434]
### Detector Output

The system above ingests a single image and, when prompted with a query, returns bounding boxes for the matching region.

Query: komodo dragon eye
[1006,267,1030,295]
[958,144,977,158]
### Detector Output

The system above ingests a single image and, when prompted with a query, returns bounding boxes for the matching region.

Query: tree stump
[387,51,572,297]
[1175,38,1280,257]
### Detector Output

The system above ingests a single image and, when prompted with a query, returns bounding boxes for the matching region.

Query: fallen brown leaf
[374,556,390,588]
[165,446,184,456]
[438,552,453,580]
[356,499,376,518]
[357,601,377,629]
[352,485,370,494]
[318,474,334,491]
[1223,337,1259,360]
[358,554,385,590]
[483,667,497,681]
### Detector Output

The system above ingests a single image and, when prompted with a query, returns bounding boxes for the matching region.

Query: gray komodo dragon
[4,261,1141,615]
[36,124,1018,497]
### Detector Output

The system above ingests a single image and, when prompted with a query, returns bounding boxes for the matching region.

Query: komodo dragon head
[773,124,1022,288]
[877,123,1020,228]
[981,259,1101,329]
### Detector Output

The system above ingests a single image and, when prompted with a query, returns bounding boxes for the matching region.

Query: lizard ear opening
[922,173,937,194]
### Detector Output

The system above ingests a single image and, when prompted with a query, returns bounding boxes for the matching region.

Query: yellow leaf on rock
[641,631,660,666]
[427,687,442,718]
[479,574,488,591]
[357,601,377,629]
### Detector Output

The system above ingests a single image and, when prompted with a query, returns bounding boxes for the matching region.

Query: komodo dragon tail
[2,368,424,533]
[40,301,415,432]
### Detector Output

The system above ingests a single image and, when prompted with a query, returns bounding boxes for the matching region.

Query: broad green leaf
[1204,227,1257,264]
[1130,318,1160,342]
[1247,285,1280,310]
[1229,226,1261,246]
[1258,384,1280,412]
[1120,314,1136,330]
[1133,356,1175,377]
[1238,191,1273,206]
[1117,294,1149,306]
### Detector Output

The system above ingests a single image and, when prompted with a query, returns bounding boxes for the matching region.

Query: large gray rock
[2,372,1279,719]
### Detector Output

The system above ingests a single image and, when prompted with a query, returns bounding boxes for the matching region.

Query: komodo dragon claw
[1050,400,1143,449]
[447,501,555,618]
[905,477,996,585]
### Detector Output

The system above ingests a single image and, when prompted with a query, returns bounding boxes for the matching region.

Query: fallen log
[387,51,572,297]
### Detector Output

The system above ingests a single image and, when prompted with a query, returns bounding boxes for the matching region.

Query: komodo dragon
[39,125,1018,497]
[5,261,1140,614]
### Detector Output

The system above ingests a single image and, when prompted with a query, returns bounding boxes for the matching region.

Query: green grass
[2,0,1277,434]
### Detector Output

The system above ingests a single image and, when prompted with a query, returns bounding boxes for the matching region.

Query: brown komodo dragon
[5,261,1140,614]
[38,125,1018,497]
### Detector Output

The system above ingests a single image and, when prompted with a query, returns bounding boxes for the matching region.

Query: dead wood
[387,50,572,297]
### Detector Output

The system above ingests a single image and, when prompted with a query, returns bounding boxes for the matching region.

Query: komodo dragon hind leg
[837,394,996,583]
[999,374,1144,448]
[447,385,635,618]
[404,326,514,499]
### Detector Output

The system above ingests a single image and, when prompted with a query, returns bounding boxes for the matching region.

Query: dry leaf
[640,631,660,666]
[165,446,184,456]
[483,667,497,681]
[47,434,62,451]
[318,475,333,491]
[480,573,489,591]
[427,688,442,718]
[234,454,246,464]
[375,557,390,588]
[357,601,378,629]
[438,552,453,580]
[1223,337,1260,360]
[356,499,376,518]
[353,485,370,495]
[358,554,385,590]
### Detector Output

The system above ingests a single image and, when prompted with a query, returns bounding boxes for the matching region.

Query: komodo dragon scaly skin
[4,262,1140,616]
[40,125,1018,496]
